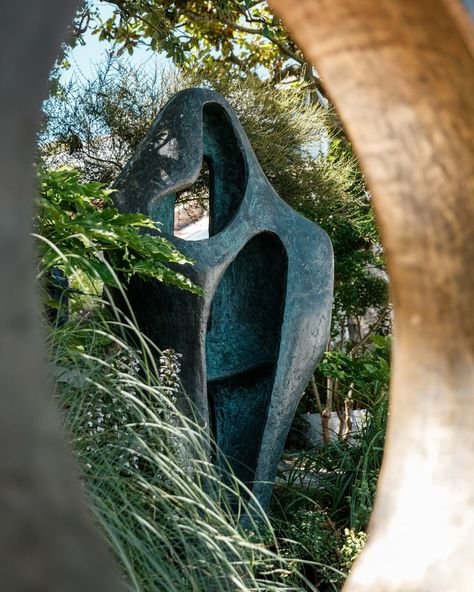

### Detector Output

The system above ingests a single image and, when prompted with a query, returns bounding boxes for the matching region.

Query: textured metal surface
[113,88,333,509]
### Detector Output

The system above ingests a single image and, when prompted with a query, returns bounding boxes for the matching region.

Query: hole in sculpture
[174,158,211,241]
[203,103,247,236]
[173,102,247,241]
[205,232,288,493]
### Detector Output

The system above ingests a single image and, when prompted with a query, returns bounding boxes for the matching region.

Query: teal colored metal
[113,89,333,509]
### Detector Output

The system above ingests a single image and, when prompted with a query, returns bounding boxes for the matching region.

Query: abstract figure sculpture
[113,89,333,509]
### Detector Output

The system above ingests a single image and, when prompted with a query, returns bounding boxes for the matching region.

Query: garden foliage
[37,5,394,588]
[273,340,389,589]
[50,296,317,591]
[36,167,201,294]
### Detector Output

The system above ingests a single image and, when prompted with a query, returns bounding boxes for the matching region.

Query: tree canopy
[70,1,323,94]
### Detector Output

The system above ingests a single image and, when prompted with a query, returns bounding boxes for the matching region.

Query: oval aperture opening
[206,232,288,491]
[174,158,211,240]
[171,102,247,241]
[203,102,247,236]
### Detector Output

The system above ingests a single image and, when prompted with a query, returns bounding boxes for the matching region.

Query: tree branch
[350,303,391,354]
[183,10,305,65]
[311,376,324,415]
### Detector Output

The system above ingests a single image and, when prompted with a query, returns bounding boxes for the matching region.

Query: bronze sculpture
[113,88,334,509]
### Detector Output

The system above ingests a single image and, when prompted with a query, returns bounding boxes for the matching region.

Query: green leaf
[370,335,388,348]
[35,167,200,295]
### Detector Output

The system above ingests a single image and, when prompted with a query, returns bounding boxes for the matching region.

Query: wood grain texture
[268,0,474,590]
[0,2,126,590]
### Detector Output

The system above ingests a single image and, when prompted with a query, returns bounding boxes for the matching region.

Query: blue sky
[62,2,171,83]
[464,0,474,16]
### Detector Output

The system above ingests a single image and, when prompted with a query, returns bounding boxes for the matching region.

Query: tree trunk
[0,2,125,590]
[268,0,474,590]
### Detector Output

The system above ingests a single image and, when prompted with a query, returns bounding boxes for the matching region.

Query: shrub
[35,167,201,299]
[49,293,317,592]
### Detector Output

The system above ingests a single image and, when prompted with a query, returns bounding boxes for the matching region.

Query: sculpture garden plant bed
[270,396,387,589]
[36,59,390,590]
[277,456,334,490]
[278,409,369,490]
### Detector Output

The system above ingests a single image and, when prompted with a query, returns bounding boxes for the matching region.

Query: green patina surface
[113,88,334,509]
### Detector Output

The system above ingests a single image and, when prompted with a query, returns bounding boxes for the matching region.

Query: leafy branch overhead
[36,168,202,294]
[71,1,322,91]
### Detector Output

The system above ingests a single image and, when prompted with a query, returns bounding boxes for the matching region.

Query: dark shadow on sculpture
[207,232,287,488]
[113,88,334,510]
[204,103,247,236]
